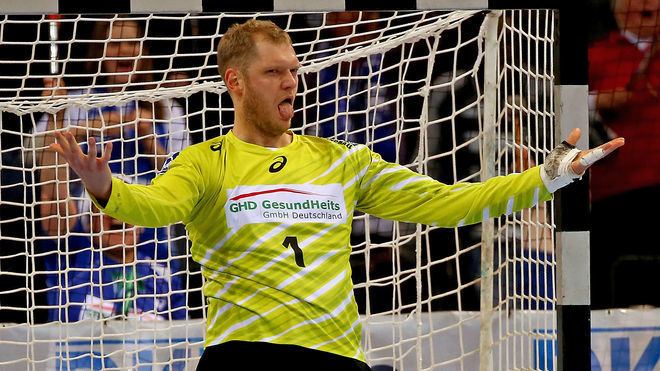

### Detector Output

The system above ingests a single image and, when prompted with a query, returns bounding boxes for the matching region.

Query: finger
[59,130,78,154]
[580,137,625,167]
[48,142,64,156]
[599,137,626,154]
[64,130,80,153]
[565,127,581,146]
[578,149,605,168]
[101,141,113,164]
[52,131,69,152]
[87,136,98,164]
[572,137,625,173]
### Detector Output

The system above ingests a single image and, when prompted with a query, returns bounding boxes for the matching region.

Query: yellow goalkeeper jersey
[96,130,551,362]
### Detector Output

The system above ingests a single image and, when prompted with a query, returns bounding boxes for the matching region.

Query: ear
[225,67,243,96]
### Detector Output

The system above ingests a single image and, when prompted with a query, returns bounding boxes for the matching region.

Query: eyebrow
[262,62,301,70]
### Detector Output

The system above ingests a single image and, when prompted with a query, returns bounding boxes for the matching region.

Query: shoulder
[174,135,226,158]
[297,134,365,153]
[296,135,374,171]
[159,135,226,175]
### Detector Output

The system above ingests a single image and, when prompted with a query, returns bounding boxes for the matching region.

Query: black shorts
[196,341,372,371]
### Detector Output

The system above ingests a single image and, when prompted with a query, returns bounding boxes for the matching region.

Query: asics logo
[269,156,287,173]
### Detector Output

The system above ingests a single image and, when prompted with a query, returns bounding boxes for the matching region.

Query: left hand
[564,128,625,175]
[540,127,624,193]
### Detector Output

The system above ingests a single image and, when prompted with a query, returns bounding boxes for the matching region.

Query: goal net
[0,10,557,370]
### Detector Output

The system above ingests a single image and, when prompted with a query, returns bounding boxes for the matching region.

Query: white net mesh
[0,10,557,370]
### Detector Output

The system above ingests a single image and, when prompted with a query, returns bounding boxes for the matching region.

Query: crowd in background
[588,0,660,309]
[0,0,657,324]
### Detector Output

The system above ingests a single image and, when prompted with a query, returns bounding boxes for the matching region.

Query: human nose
[282,70,297,90]
[119,41,138,56]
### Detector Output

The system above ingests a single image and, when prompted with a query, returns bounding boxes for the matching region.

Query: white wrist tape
[579,148,605,167]
[540,141,582,193]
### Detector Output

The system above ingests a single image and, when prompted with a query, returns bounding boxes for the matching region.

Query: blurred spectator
[302,12,415,314]
[33,18,192,321]
[41,172,188,321]
[303,11,397,161]
[507,100,554,310]
[423,15,485,311]
[36,18,190,178]
[588,0,660,308]
[0,16,49,324]
[33,18,190,249]
[37,117,188,321]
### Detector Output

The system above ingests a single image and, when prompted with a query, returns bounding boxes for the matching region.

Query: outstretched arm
[49,130,114,205]
[49,130,203,228]
[357,127,625,227]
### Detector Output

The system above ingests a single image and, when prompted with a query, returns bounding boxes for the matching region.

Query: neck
[232,118,293,148]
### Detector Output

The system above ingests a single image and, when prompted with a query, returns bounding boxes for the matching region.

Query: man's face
[327,11,380,45]
[615,0,660,39]
[103,21,142,86]
[239,37,300,137]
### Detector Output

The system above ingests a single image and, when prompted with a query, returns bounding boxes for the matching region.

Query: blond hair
[216,19,292,83]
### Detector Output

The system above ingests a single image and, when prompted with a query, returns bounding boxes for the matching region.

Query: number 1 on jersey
[282,236,305,268]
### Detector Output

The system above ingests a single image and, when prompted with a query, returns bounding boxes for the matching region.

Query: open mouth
[278,97,294,120]
[641,10,654,18]
[111,60,135,73]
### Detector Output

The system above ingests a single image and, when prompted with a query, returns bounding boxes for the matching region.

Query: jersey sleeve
[355,148,552,228]
[91,147,205,227]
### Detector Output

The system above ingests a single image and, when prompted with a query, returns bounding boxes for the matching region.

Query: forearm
[92,170,200,228]
[358,164,551,228]
[39,115,78,235]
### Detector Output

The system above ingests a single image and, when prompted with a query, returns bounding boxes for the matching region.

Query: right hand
[50,130,114,203]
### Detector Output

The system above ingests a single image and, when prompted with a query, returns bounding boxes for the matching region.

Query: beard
[242,83,291,137]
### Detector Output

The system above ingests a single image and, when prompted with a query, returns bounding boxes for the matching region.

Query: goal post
[0,4,589,370]
[552,2,593,370]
